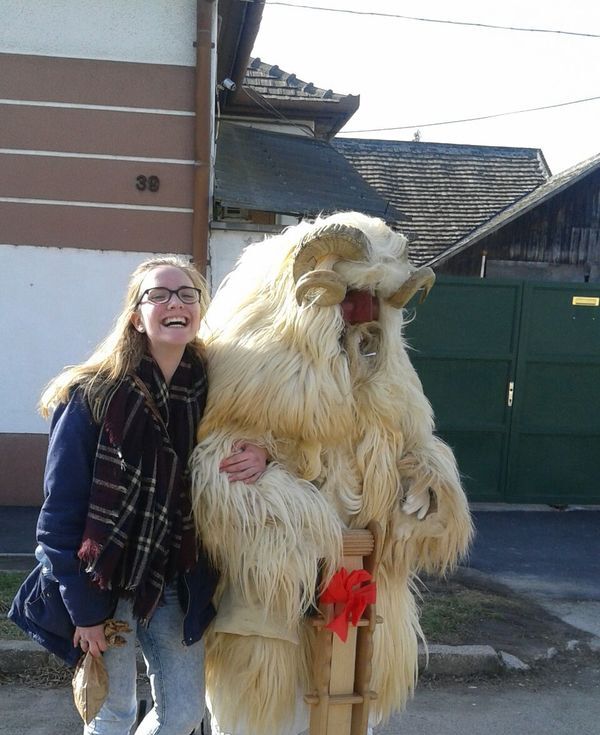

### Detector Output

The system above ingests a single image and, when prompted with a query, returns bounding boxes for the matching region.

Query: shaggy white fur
[190,211,473,735]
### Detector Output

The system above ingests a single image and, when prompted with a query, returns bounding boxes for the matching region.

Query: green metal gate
[405,277,600,503]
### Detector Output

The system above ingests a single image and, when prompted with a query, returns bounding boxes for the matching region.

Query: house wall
[0,245,158,505]
[1,233,291,507]
[0,0,199,506]
[210,215,299,289]
[439,170,600,281]
[210,223,280,291]
[0,1,197,64]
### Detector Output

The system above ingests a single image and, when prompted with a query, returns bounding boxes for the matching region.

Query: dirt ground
[418,569,599,686]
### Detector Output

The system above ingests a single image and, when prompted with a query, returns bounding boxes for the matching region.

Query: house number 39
[136,175,160,192]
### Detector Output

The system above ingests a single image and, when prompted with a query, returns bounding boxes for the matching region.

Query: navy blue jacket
[9,390,218,665]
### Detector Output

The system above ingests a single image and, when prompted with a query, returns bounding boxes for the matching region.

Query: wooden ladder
[305,522,383,735]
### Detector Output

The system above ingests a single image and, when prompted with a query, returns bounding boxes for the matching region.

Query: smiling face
[131,265,202,360]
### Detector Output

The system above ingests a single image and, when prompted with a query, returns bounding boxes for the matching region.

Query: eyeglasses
[136,286,202,307]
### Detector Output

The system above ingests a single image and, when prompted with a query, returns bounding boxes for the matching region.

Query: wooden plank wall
[439,170,600,279]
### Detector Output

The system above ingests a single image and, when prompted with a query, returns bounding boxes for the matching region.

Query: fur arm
[189,432,342,626]
[395,438,473,575]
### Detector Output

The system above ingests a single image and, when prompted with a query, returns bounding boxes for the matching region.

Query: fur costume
[189,211,473,735]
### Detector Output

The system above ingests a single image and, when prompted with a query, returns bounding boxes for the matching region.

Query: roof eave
[217,0,264,107]
[224,91,360,138]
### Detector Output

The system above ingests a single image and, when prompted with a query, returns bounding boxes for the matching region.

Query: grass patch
[0,657,73,687]
[0,571,28,640]
[420,588,503,641]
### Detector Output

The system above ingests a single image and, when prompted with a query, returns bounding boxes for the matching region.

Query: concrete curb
[5,636,597,678]
[418,644,502,676]
[1,639,510,678]
[0,640,53,675]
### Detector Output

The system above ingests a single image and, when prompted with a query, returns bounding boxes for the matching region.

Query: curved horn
[386,267,436,309]
[295,270,347,306]
[292,224,371,283]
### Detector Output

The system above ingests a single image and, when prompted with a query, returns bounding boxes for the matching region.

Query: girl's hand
[219,441,268,484]
[73,623,108,658]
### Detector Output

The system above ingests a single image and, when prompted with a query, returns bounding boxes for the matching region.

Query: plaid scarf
[78,348,207,622]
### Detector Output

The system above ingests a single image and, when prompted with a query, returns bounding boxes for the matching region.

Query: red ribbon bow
[320,568,377,642]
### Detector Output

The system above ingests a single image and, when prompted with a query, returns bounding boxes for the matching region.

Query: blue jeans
[85,586,205,735]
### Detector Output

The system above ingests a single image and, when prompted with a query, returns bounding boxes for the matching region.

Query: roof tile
[431,150,600,265]
[333,138,550,264]
[244,57,350,103]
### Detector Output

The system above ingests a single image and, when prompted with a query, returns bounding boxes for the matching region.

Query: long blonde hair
[39,256,209,421]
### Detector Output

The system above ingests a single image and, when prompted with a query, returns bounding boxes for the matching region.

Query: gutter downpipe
[192,0,218,276]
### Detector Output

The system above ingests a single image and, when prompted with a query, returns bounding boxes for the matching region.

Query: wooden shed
[431,153,600,283]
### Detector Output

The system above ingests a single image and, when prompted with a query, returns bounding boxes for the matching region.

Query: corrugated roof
[429,150,600,266]
[215,122,405,220]
[244,57,350,103]
[333,138,550,265]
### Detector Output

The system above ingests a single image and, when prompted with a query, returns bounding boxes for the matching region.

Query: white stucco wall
[209,226,275,292]
[208,216,300,290]
[3,220,298,434]
[2,232,273,433]
[2,232,267,433]
[0,245,160,433]
[0,0,196,65]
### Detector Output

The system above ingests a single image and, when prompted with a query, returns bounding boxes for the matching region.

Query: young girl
[10,256,267,734]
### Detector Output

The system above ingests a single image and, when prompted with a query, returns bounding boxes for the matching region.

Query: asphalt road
[376,667,600,735]
[468,508,600,600]
[0,507,38,555]
[2,664,599,735]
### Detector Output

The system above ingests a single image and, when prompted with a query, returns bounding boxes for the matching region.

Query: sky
[252,0,600,174]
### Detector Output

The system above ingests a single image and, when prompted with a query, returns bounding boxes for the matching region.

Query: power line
[242,86,293,124]
[264,2,600,39]
[338,94,600,134]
